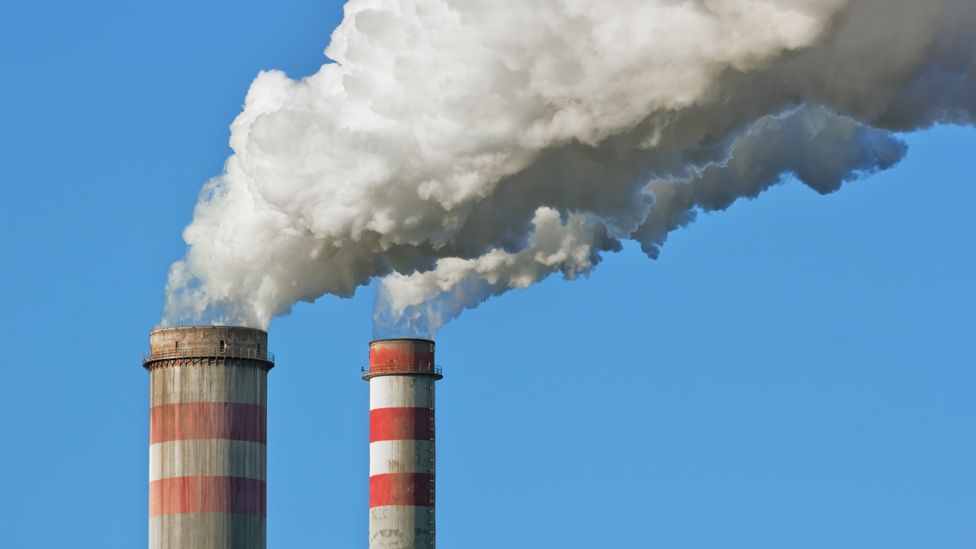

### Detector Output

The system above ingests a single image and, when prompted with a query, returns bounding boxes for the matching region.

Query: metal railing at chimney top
[142,346,275,364]
[360,364,443,377]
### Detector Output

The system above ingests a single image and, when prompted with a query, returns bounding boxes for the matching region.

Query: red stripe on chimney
[369,473,434,508]
[150,402,267,444]
[149,476,266,517]
[369,341,434,370]
[370,407,434,442]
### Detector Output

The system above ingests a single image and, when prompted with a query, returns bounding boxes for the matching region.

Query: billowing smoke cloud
[163,0,975,337]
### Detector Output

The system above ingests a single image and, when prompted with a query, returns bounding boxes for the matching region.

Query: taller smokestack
[364,338,443,548]
[143,326,274,549]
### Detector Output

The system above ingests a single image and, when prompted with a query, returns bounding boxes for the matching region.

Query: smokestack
[143,326,274,549]
[364,338,443,548]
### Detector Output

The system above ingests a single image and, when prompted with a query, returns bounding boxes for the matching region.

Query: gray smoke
[162,0,975,336]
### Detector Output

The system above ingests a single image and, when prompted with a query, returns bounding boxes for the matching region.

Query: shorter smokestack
[363,338,443,549]
[143,326,274,549]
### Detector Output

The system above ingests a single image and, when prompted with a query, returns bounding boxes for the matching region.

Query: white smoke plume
[375,207,621,337]
[163,0,976,337]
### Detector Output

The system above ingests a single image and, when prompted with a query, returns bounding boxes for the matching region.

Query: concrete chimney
[143,326,274,549]
[363,338,443,549]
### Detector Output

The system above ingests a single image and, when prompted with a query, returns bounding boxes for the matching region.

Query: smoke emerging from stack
[162,0,976,337]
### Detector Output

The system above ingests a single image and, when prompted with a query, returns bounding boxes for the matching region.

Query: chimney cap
[369,337,434,346]
[149,325,267,336]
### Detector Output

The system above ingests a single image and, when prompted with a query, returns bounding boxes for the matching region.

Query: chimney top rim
[149,325,268,336]
[369,337,435,346]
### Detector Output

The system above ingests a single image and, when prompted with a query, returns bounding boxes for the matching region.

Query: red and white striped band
[149,365,268,522]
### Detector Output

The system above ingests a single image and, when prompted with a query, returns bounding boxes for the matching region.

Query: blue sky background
[1,1,973,547]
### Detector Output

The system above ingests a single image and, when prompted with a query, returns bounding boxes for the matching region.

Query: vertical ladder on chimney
[428,381,436,548]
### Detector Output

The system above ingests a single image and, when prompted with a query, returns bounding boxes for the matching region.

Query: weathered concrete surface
[150,326,268,360]
[150,440,267,481]
[150,363,267,406]
[370,440,435,476]
[146,326,271,549]
[149,513,266,549]
[369,506,435,549]
[370,376,434,410]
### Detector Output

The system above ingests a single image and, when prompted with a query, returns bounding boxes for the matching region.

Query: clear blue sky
[1,1,974,547]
